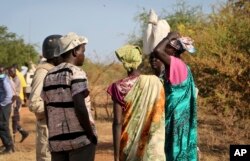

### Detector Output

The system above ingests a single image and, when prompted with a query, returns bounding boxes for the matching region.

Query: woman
[107,45,166,161]
[153,32,198,161]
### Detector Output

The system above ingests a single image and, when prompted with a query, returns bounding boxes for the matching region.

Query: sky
[1,0,224,62]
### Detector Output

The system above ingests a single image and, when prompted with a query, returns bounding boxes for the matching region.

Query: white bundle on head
[143,9,171,55]
[148,9,158,25]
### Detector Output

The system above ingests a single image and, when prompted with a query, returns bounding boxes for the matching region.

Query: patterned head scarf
[115,45,142,72]
[169,37,196,54]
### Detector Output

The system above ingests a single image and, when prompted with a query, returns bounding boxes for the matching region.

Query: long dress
[108,74,166,161]
[164,56,198,161]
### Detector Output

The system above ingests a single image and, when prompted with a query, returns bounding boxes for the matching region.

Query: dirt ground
[0,105,249,161]
[0,107,114,161]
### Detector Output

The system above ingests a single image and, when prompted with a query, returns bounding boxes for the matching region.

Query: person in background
[29,35,63,161]
[42,32,97,161]
[21,63,29,76]
[8,66,29,143]
[107,45,166,161]
[149,52,165,83]
[12,64,27,106]
[0,65,14,154]
[153,32,198,161]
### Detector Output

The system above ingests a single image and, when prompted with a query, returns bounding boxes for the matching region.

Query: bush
[0,26,39,67]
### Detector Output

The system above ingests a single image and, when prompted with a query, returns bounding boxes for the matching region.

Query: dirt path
[0,107,114,161]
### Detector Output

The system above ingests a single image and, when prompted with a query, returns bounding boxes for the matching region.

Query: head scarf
[170,37,196,54]
[115,45,142,72]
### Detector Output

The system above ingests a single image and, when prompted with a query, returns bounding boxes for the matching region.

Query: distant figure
[0,65,14,154]
[42,32,97,161]
[8,66,29,143]
[21,64,28,76]
[29,35,63,161]
[13,64,27,106]
[107,45,166,161]
[153,32,198,161]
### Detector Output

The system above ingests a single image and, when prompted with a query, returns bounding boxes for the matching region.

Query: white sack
[143,9,170,55]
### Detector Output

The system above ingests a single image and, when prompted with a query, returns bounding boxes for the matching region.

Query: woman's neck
[127,69,140,77]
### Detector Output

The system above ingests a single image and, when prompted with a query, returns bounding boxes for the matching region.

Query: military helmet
[42,35,62,59]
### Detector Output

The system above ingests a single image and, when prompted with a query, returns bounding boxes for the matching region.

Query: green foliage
[192,0,250,118]
[129,0,250,118]
[0,26,39,67]
[164,0,203,31]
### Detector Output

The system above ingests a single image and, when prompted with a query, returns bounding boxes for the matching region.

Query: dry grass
[198,99,250,161]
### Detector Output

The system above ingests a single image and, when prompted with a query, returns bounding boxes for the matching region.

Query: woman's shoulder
[113,75,139,86]
[108,75,139,95]
[169,56,188,85]
[140,74,159,79]
[140,74,162,81]
[139,74,163,85]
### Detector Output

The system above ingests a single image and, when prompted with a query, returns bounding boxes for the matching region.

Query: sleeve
[28,68,48,113]
[107,83,125,108]
[168,56,188,85]
[107,83,115,99]
[1,77,13,106]
[8,79,16,95]
[71,69,89,97]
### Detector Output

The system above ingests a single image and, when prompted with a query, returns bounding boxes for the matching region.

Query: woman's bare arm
[154,37,171,66]
[112,101,123,161]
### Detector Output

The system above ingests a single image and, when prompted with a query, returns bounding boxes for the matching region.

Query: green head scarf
[115,45,142,72]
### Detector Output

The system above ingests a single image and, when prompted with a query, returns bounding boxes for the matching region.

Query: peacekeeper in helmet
[29,35,63,161]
